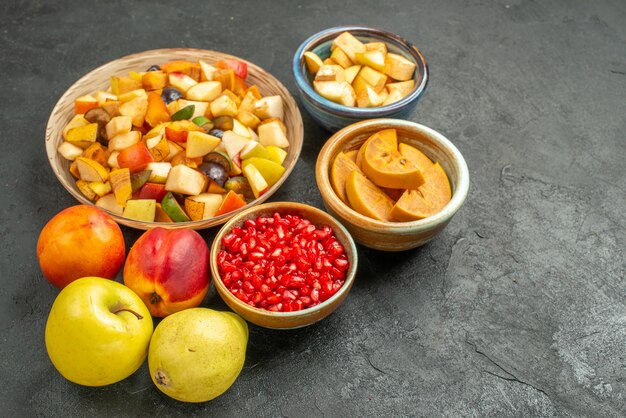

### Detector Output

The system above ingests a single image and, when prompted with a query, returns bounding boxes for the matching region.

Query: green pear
[148,308,248,403]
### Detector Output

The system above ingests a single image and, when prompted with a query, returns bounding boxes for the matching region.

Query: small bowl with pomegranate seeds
[210,201,358,329]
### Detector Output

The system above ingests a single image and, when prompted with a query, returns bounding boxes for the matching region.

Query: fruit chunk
[105,116,132,139]
[257,119,289,148]
[332,31,366,63]
[384,52,416,81]
[108,131,142,151]
[66,123,98,149]
[361,130,425,189]
[330,151,363,204]
[144,92,171,127]
[74,95,99,114]
[117,143,154,173]
[161,192,191,222]
[253,96,284,120]
[164,164,207,196]
[119,97,148,127]
[356,85,384,108]
[214,191,247,216]
[186,131,221,158]
[345,171,395,221]
[123,199,156,222]
[146,162,172,183]
[111,76,142,95]
[110,168,132,206]
[57,141,84,161]
[95,193,124,216]
[186,81,222,102]
[184,193,224,221]
[355,50,386,72]
[242,164,269,199]
[75,157,108,182]
[241,158,285,187]
[62,114,89,141]
[304,51,324,73]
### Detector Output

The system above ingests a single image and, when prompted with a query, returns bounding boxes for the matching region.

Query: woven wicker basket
[45,48,304,230]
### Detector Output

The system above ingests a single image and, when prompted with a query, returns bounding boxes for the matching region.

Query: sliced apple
[365,41,387,54]
[384,52,416,81]
[96,91,117,105]
[331,31,366,63]
[184,193,224,221]
[241,157,285,187]
[314,65,345,82]
[107,151,120,169]
[117,89,148,102]
[146,162,172,183]
[164,164,207,195]
[238,91,257,113]
[186,81,222,102]
[161,192,190,222]
[210,94,238,118]
[266,146,287,164]
[242,163,269,199]
[57,141,84,161]
[111,76,141,95]
[186,131,221,158]
[240,141,272,160]
[237,109,260,129]
[304,51,324,73]
[164,140,184,162]
[221,130,251,159]
[386,80,415,98]
[95,193,124,216]
[198,60,218,81]
[122,199,156,222]
[357,85,384,108]
[357,66,387,93]
[330,47,353,69]
[108,130,141,151]
[119,97,148,127]
[168,72,198,93]
[258,119,289,148]
[253,95,284,120]
[345,65,361,84]
[105,116,132,139]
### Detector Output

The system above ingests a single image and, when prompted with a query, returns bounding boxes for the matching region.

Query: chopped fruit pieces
[58,55,293,222]
[305,31,417,107]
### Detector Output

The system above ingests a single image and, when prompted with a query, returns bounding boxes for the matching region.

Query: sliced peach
[345,171,395,221]
[330,151,363,204]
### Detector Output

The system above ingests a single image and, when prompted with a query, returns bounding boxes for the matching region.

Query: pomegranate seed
[217,213,350,312]
[334,257,349,270]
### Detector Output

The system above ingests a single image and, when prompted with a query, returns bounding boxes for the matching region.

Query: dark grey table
[2,1,625,416]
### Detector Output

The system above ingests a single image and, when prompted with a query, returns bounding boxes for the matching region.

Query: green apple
[45,277,153,386]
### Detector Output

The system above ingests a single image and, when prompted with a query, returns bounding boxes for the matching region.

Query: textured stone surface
[1,0,625,416]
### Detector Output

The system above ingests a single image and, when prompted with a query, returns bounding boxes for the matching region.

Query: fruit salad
[57,58,290,223]
[304,31,417,107]
[330,128,451,221]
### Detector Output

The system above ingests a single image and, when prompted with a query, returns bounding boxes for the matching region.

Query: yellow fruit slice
[390,163,451,221]
[330,151,363,204]
[345,171,394,221]
[361,129,425,189]
[398,143,433,173]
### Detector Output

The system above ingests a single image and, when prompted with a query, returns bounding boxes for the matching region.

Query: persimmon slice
[361,129,425,189]
[398,143,433,173]
[345,171,394,221]
[390,163,451,221]
[331,151,363,204]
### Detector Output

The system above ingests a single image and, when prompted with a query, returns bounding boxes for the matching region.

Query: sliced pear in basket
[75,157,108,182]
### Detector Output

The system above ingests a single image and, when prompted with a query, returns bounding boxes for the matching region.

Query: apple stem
[113,308,144,320]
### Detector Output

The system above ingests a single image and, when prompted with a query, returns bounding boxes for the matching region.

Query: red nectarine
[37,205,126,289]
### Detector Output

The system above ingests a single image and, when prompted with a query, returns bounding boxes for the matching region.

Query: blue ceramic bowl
[292,26,428,132]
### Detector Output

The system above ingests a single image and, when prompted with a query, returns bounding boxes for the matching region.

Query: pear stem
[112,308,144,320]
